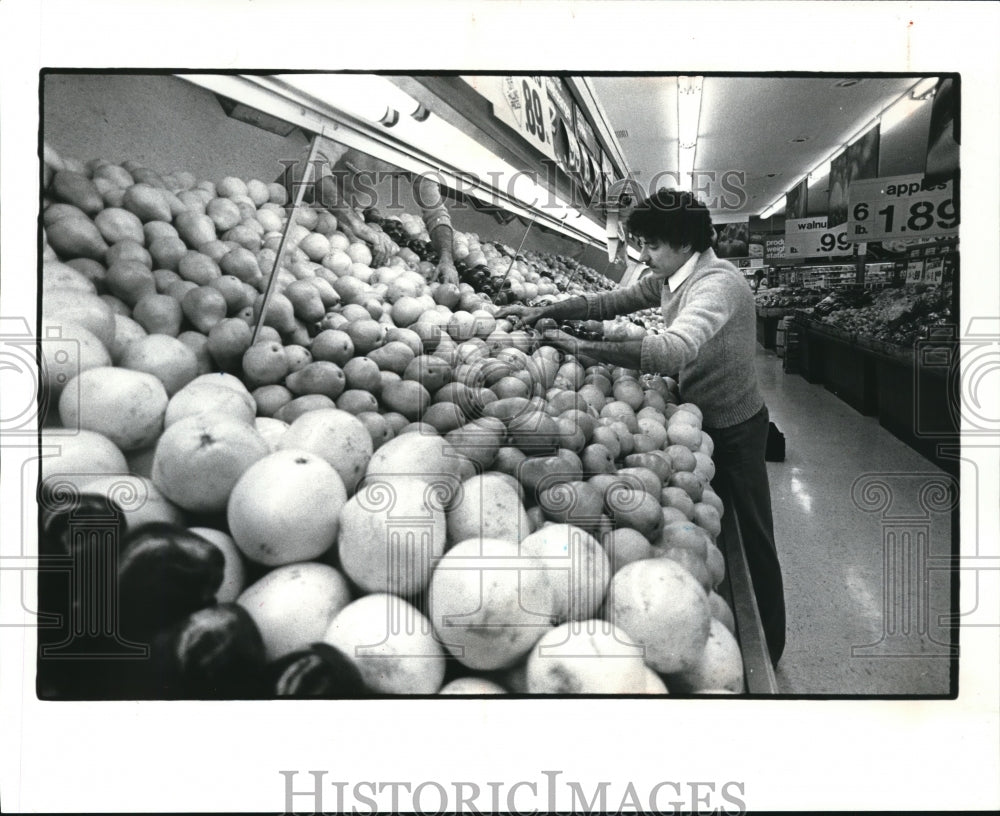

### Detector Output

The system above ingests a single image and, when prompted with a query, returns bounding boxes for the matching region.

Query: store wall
[42,74,308,183]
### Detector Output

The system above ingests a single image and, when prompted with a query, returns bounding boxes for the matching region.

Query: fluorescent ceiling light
[276,74,392,124]
[910,76,939,99]
[676,75,703,194]
[880,99,922,133]
[369,76,426,120]
[808,160,832,187]
[678,145,696,191]
[676,76,703,149]
[880,76,938,133]
[275,74,428,126]
[759,197,785,219]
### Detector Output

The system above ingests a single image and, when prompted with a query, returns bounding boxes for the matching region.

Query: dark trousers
[704,405,786,666]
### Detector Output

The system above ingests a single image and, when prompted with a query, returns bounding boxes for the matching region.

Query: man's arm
[548,334,645,370]
[639,272,740,373]
[583,275,663,321]
[415,176,457,284]
[497,276,660,325]
[495,296,589,325]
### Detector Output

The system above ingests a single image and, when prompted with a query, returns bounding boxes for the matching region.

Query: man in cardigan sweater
[497,189,786,666]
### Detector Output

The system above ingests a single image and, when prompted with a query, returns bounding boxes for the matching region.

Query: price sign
[784,217,852,258]
[463,76,556,161]
[848,173,959,242]
[544,76,573,124]
[924,256,945,284]
[905,259,926,283]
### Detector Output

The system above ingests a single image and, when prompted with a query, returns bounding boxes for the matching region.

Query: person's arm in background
[281,148,396,266]
[415,176,458,285]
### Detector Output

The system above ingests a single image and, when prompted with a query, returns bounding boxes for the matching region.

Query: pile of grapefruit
[38,146,743,697]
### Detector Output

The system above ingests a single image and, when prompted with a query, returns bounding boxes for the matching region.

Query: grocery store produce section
[38,144,750,698]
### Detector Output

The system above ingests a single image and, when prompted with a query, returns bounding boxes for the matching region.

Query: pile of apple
[519,250,617,297]
[755,287,829,310]
[38,146,743,698]
[819,281,952,346]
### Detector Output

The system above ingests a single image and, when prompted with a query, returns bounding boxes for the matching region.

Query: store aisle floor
[755,347,954,695]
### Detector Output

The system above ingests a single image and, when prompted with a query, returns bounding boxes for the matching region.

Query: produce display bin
[873,348,957,475]
[795,320,825,384]
[792,320,958,474]
[818,333,879,417]
[755,312,781,350]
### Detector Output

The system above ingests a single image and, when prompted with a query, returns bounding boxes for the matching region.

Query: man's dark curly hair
[626,189,714,252]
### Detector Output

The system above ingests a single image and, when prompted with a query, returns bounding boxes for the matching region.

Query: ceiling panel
[588,75,930,220]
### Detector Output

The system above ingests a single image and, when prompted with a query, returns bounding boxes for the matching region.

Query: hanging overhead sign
[462,76,557,161]
[784,216,852,258]
[847,173,959,243]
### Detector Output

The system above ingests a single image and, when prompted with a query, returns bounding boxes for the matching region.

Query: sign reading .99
[819,231,852,253]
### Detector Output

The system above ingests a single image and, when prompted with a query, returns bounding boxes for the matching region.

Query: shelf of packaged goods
[713,483,779,695]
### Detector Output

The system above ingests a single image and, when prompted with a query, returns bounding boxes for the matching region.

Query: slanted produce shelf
[714,485,778,695]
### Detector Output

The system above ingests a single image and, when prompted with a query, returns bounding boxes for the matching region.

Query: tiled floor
[756,347,955,695]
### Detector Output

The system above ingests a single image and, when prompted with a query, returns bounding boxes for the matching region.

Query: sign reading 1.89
[848,173,959,242]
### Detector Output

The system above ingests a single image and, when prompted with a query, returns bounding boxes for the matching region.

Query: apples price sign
[847,173,959,242]
[783,217,852,258]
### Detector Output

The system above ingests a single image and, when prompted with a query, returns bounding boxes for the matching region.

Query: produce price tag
[464,76,557,161]
[847,173,959,242]
[784,216,852,258]
[905,258,926,283]
[924,256,944,284]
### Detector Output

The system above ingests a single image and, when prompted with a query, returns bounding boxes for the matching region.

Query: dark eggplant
[268,642,370,698]
[117,522,225,640]
[138,603,267,699]
[37,490,136,699]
